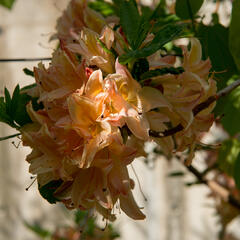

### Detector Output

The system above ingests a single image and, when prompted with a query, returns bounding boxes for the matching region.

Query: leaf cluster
[0,85,41,130]
[89,0,190,65]
[0,85,31,129]
[0,0,15,9]
[38,180,63,204]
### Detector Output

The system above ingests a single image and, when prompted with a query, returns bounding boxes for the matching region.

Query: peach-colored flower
[55,0,106,41]
[148,38,216,162]
[68,27,115,73]
[55,137,145,220]
[33,48,86,102]
[20,0,217,222]
[67,92,117,168]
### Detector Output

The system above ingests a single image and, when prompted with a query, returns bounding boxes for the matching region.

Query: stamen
[130,164,147,202]
[25,177,37,191]
[11,141,21,148]
[101,219,108,231]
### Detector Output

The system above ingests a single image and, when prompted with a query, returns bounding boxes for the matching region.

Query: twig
[149,124,183,138]
[0,133,21,141]
[149,79,240,138]
[186,165,240,210]
[0,57,51,62]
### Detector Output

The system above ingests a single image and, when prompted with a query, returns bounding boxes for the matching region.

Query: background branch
[186,164,240,210]
[0,57,51,62]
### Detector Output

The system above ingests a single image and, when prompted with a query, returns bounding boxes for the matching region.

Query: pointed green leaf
[175,0,204,20]
[0,97,13,126]
[10,84,20,118]
[234,153,240,190]
[119,0,141,49]
[150,0,166,20]
[4,87,11,116]
[23,68,34,77]
[20,83,37,92]
[140,66,184,80]
[215,78,240,136]
[131,58,149,81]
[88,0,115,17]
[38,180,63,204]
[13,93,32,126]
[218,139,240,176]
[229,0,240,72]
[197,24,238,90]
[119,22,188,64]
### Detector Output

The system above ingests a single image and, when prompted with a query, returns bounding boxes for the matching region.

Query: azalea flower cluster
[21,0,216,220]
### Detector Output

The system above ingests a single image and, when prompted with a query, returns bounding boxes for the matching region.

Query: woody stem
[186,164,240,210]
[149,79,240,138]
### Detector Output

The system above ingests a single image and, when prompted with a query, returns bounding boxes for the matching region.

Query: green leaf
[141,6,153,20]
[20,83,37,92]
[135,18,151,50]
[4,87,12,116]
[0,0,15,9]
[119,0,141,49]
[0,86,43,128]
[38,180,63,204]
[197,24,238,90]
[24,222,51,238]
[88,0,115,17]
[97,38,118,58]
[140,66,184,80]
[234,153,240,190]
[175,0,204,20]
[218,139,240,176]
[151,14,180,34]
[150,0,166,20]
[131,58,149,81]
[229,0,240,72]
[216,78,240,136]
[119,22,188,64]
[0,97,15,127]
[23,68,34,77]
[13,93,33,126]
[10,84,20,119]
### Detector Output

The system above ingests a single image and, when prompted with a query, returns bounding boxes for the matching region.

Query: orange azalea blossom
[55,139,145,220]
[68,59,171,142]
[150,38,216,163]
[54,0,106,41]
[20,0,217,221]
[68,26,115,73]
[33,46,86,102]
[22,103,145,220]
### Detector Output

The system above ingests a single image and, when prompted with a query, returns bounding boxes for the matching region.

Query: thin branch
[149,79,240,138]
[217,79,240,98]
[186,164,240,210]
[0,133,21,141]
[149,124,183,138]
[0,57,51,62]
